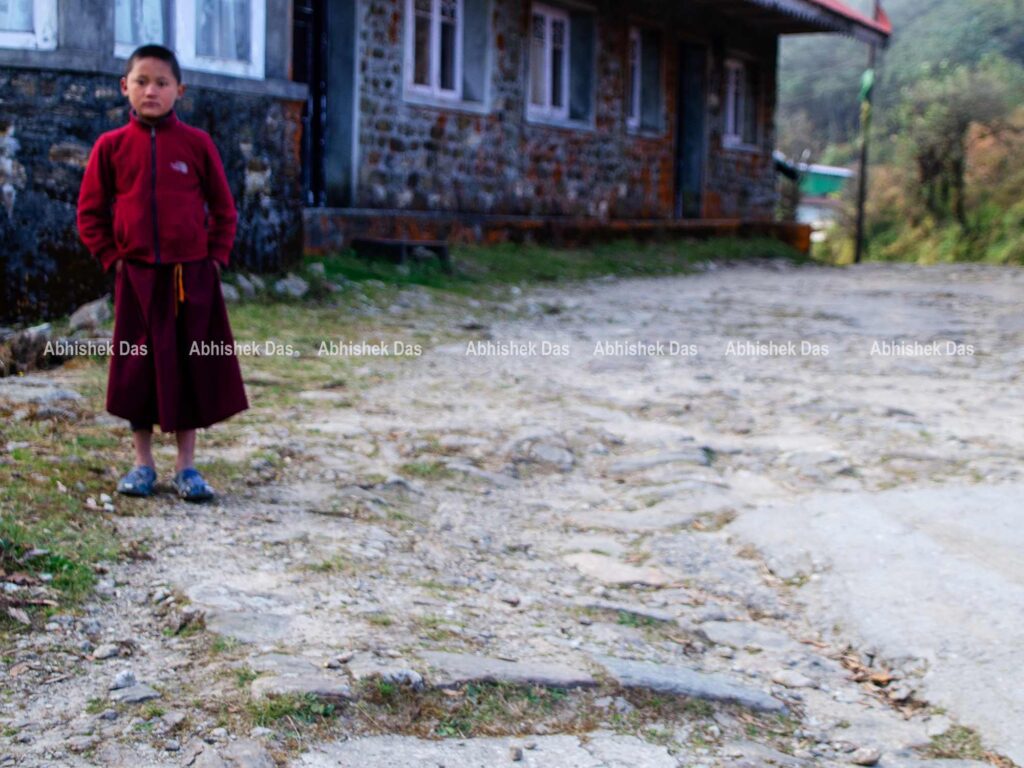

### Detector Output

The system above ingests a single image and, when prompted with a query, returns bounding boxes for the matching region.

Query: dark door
[675,42,706,218]
[293,0,327,206]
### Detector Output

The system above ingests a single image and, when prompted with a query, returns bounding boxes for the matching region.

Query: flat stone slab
[250,675,353,702]
[563,552,676,587]
[292,733,679,768]
[569,490,735,532]
[697,620,802,653]
[420,651,596,689]
[108,683,161,704]
[204,610,292,644]
[222,738,277,768]
[720,740,811,767]
[593,655,785,713]
[608,449,711,474]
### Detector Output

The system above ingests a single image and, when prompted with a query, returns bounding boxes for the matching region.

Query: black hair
[124,44,182,83]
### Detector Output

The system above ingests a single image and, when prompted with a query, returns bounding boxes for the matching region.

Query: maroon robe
[108,259,248,432]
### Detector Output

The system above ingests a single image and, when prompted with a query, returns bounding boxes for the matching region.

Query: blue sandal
[173,468,214,502]
[116,465,157,497]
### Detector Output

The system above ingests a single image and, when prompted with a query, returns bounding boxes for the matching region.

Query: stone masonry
[352,0,778,220]
[0,69,304,324]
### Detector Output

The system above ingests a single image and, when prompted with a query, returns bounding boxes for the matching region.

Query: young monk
[77,44,248,501]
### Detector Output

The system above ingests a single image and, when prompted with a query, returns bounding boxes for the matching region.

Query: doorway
[675,42,706,218]
[293,0,358,207]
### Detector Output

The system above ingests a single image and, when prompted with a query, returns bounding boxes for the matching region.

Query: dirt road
[2,260,1021,767]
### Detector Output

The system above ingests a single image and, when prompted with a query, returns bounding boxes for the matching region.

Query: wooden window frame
[405,0,464,101]
[114,0,169,59]
[0,0,57,50]
[626,26,641,130]
[174,0,267,80]
[527,2,570,122]
[723,56,758,150]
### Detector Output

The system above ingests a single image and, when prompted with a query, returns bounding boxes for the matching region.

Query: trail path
[3,261,1021,768]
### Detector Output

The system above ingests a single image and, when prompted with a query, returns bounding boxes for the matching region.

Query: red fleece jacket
[77,109,237,273]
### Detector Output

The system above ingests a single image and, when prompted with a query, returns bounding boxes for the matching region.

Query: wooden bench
[349,237,452,274]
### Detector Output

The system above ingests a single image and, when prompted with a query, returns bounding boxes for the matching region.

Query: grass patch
[300,554,354,574]
[234,667,260,689]
[246,692,338,727]
[919,725,988,761]
[0,407,123,626]
[210,636,241,655]
[617,611,658,628]
[84,697,107,715]
[397,461,455,481]
[354,680,586,739]
[315,237,806,294]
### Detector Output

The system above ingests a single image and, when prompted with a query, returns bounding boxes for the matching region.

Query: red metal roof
[808,0,892,37]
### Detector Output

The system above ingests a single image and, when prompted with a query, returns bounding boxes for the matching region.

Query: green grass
[300,554,354,574]
[210,636,240,655]
[920,726,989,761]
[313,238,805,294]
[246,692,338,727]
[234,666,259,688]
[0,409,123,626]
[397,460,455,481]
[617,611,658,628]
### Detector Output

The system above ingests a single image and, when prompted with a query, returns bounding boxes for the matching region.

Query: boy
[77,44,248,502]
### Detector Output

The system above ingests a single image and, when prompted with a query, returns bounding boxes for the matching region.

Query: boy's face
[120,57,185,121]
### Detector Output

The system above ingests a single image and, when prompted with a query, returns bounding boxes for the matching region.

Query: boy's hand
[213,261,221,278]
[115,259,123,274]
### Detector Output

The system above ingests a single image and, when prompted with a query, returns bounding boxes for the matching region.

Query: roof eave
[743,0,891,48]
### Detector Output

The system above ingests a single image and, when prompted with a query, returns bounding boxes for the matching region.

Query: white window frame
[114,0,167,59]
[527,2,570,122]
[724,57,757,148]
[0,0,57,50]
[175,0,266,79]
[626,26,641,130]
[405,0,464,101]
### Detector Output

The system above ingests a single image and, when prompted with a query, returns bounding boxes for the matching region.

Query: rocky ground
[1,260,1021,767]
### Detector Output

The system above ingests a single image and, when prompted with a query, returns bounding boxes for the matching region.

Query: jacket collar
[129,108,179,131]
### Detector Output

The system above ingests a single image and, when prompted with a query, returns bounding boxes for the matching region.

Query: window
[626,25,662,133]
[724,58,758,147]
[527,3,594,126]
[407,0,463,99]
[115,0,166,58]
[528,3,569,120]
[0,0,56,50]
[626,28,640,129]
[175,0,266,79]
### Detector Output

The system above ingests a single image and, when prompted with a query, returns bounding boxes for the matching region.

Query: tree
[897,54,1024,227]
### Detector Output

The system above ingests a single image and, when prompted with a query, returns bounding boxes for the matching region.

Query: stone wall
[351,0,776,222]
[0,69,304,324]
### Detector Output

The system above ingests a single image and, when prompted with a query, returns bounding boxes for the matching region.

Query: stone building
[0,0,889,323]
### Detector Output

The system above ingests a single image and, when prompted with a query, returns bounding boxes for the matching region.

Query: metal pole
[854,3,879,264]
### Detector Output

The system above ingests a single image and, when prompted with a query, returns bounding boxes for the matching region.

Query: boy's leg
[175,429,196,473]
[131,423,156,468]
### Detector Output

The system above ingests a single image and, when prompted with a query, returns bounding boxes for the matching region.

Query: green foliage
[781,0,1024,263]
[314,237,805,293]
[895,54,1023,225]
[246,693,337,726]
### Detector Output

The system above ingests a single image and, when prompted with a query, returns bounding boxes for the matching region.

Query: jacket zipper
[150,125,160,264]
